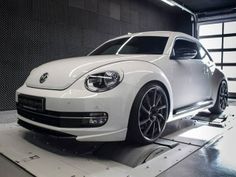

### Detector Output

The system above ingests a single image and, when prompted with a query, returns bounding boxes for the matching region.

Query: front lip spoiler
[17,105,108,128]
[18,119,76,138]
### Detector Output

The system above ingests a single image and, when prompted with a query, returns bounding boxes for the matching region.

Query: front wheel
[127,83,169,144]
[209,80,228,114]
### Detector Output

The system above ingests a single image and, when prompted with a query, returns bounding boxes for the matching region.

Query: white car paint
[16,31,226,142]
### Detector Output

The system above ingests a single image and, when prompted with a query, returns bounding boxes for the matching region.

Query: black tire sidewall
[210,80,228,114]
[127,83,169,144]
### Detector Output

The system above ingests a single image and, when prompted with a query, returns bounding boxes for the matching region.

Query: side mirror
[171,48,198,60]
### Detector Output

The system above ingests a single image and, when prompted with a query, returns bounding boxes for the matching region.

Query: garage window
[199,21,236,95]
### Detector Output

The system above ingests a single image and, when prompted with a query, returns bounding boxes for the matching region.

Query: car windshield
[90,36,168,55]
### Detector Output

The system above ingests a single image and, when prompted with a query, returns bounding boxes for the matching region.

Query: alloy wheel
[219,81,228,110]
[138,86,168,141]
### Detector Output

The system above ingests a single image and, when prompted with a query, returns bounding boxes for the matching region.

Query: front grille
[17,94,108,128]
[18,94,45,112]
[17,107,101,128]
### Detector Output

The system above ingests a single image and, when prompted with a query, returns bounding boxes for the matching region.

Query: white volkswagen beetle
[16,31,228,144]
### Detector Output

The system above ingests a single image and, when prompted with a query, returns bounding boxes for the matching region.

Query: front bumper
[17,99,108,128]
[16,81,136,141]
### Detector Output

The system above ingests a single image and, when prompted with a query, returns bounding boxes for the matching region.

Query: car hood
[26,54,163,90]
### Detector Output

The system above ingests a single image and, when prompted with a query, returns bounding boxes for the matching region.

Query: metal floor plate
[0,153,34,177]
[0,105,235,177]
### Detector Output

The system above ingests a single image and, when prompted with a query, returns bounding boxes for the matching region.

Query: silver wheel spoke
[157,105,167,111]
[145,94,152,109]
[153,89,157,106]
[155,94,161,107]
[156,119,161,133]
[140,118,150,126]
[157,113,165,121]
[151,122,156,138]
[144,122,153,135]
[141,104,149,114]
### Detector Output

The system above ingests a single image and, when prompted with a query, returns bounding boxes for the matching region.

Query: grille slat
[17,107,93,128]
[17,94,108,128]
[18,94,45,112]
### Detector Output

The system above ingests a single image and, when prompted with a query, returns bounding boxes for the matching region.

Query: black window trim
[170,37,201,60]
[90,36,169,56]
[88,37,131,56]
[118,36,168,55]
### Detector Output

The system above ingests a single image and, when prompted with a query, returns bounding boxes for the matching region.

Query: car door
[197,45,214,97]
[189,43,212,102]
[169,38,212,109]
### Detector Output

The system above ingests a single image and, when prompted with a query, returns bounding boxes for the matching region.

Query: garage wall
[0,0,191,111]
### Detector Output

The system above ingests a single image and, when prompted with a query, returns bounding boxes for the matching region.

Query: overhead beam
[197,7,236,23]
[160,0,198,37]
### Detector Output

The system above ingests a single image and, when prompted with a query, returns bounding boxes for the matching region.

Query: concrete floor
[0,101,236,177]
[0,110,17,123]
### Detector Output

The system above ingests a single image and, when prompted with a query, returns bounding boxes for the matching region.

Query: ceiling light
[161,0,175,7]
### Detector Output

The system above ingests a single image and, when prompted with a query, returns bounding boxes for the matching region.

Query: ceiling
[175,0,236,13]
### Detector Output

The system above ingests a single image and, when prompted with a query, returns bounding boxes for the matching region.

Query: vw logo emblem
[40,73,49,83]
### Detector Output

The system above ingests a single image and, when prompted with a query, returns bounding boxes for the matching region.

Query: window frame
[88,37,130,56]
[118,36,169,55]
[198,44,214,62]
[170,37,201,60]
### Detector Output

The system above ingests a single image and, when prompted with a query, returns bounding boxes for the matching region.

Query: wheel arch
[121,61,174,121]
[211,68,228,105]
[126,79,171,144]
[80,60,174,128]
[142,80,171,116]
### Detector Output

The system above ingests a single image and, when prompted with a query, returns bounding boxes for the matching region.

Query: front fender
[75,60,174,120]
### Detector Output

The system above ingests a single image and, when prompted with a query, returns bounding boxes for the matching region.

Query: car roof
[91,31,200,56]
[111,31,198,43]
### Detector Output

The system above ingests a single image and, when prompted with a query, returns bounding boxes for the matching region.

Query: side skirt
[170,99,213,121]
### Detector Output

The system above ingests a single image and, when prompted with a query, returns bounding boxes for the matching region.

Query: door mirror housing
[171,48,198,60]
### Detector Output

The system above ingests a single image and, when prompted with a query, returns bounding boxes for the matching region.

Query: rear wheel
[127,83,169,144]
[209,80,228,114]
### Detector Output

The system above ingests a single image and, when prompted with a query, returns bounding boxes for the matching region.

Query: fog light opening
[88,113,108,126]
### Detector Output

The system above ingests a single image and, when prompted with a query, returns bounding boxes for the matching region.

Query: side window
[172,39,200,59]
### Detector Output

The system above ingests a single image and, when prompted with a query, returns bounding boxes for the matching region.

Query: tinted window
[119,37,168,54]
[90,38,129,55]
[173,39,200,59]
[90,36,168,55]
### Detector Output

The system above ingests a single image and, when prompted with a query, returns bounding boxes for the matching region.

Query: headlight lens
[85,71,121,92]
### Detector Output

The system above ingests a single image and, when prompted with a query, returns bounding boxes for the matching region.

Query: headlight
[85,71,122,92]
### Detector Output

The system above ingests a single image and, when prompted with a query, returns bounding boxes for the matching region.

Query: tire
[209,80,228,114]
[127,83,169,144]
